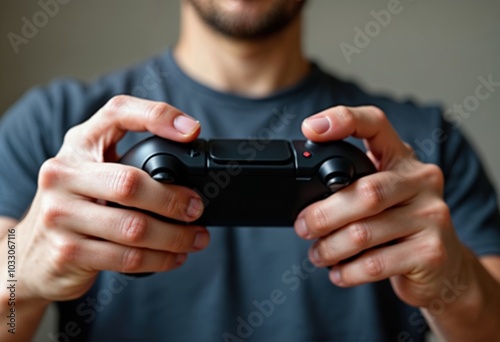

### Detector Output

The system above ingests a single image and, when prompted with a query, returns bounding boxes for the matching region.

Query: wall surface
[0,1,498,341]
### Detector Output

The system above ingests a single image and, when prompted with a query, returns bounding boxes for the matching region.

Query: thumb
[302,105,408,168]
[59,95,200,161]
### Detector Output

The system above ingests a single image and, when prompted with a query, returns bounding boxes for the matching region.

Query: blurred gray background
[0,1,498,341]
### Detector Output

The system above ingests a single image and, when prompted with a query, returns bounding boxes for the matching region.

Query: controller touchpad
[209,139,292,164]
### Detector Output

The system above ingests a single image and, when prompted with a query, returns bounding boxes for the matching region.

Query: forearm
[0,293,49,341]
[0,233,50,341]
[422,246,500,341]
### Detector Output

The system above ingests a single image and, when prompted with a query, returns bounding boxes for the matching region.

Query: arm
[0,218,18,238]
[421,255,500,341]
[296,106,500,341]
[0,217,50,341]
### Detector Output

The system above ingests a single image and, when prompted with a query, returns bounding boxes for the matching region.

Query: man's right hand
[6,95,209,303]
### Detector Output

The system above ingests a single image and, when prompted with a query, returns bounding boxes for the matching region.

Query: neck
[174,2,310,98]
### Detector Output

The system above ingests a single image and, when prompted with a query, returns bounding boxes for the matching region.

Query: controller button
[152,171,176,183]
[188,149,200,158]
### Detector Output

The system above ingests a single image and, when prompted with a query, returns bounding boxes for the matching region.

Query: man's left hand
[296,105,469,309]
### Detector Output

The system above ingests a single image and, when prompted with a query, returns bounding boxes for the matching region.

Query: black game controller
[118,136,377,226]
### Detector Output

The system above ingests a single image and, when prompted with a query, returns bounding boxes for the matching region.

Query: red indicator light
[303,151,312,158]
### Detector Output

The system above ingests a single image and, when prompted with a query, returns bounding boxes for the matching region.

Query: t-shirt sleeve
[0,79,100,220]
[441,118,500,256]
[0,88,56,219]
[0,68,149,221]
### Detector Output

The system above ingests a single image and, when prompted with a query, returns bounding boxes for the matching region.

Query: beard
[186,0,307,40]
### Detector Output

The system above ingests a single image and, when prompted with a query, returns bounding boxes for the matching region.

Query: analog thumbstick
[318,158,355,193]
[143,155,179,183]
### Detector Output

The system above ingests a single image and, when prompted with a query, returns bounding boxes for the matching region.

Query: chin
[187,0,305,40]
[218,0,280,17]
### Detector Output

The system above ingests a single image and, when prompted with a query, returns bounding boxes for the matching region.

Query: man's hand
[296,106,467,308]
[9,95,210,303]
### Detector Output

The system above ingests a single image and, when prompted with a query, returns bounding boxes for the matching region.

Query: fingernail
[174,115,200,135]
[295,218,310,239]
[176,253,187,264]
[186,197,203,219]
[330,267,343,285]
[305,116,330,135]
[311,248,320,264]
[193,231,209,249]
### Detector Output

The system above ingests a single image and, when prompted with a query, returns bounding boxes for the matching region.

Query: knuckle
[111,168,141,201]
[120,213,148,244]
[421,164,444,191]
[403,142,414,152]
[147,103,173,123]
[358,179,385,212]
[40,197,66,228]
[421,236,447,267]
[83,125,105,150]
[121,247,144,272]
[63,123,104,153]
[62,125,82,146]
[367,106,387,124]
[38,158,66,189]
[363,255,384,278]
[104,95,131,113]
[421,200,451,229]
[307,206,329,235]
[335,106,355,126]
[391,158,412,184]
[433,201,452,228]
[348,222,371,249]
[53,236,79,268]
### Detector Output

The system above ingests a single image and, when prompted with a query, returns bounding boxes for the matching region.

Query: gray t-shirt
[1,49,499,341]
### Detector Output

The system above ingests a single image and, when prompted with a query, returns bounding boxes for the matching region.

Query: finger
[295,170,419,239]
[60,95,200,159]
[302,106,408,167]
[66,237,189,274]
[54,200,209,253]
[65,162,204,222]
[309,205,423,267]
[328,240,417,287]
